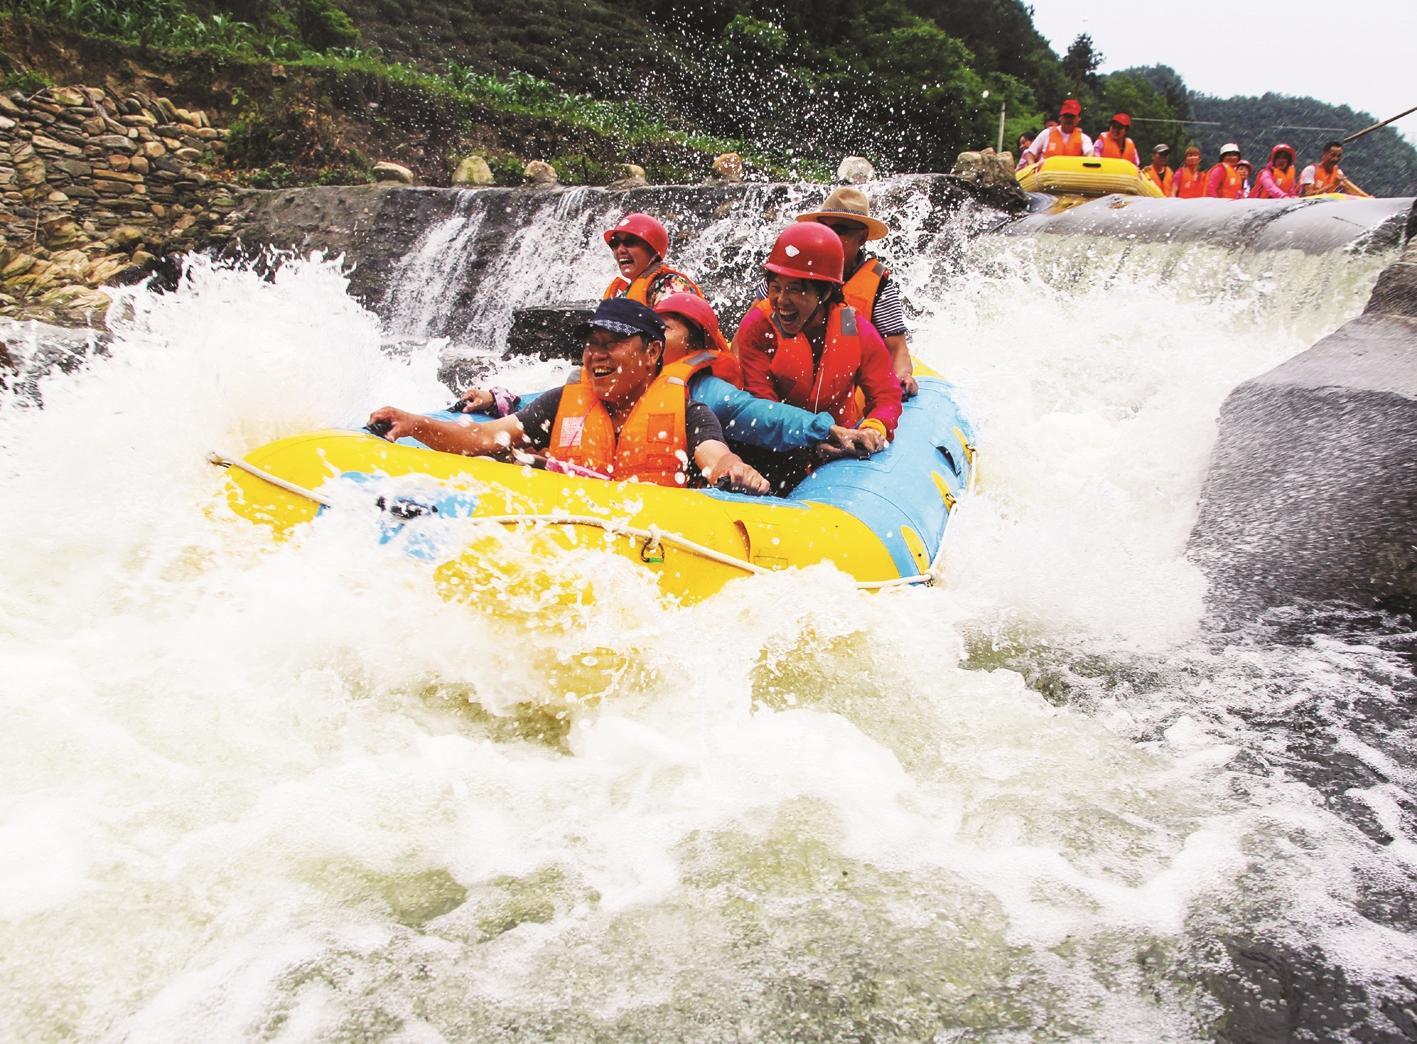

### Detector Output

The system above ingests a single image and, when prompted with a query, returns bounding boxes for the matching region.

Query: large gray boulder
[1189,209,1417,616]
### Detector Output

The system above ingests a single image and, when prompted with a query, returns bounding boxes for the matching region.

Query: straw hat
[795,186,890,241]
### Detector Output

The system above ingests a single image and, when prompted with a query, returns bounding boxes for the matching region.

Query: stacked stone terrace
[0,84,240,325]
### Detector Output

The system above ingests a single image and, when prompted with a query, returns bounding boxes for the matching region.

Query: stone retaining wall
[0,84,239,325]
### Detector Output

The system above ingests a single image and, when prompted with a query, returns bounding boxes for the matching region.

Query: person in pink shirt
[1205,144,1246,199]
[1251,144,1298,199]
[1235,159,1253,198]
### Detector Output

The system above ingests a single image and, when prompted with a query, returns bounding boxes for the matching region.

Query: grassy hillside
[2,0,1411,193]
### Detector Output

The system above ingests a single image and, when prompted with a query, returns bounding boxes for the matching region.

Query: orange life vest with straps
[1098,134,1140,165]
[602,263,703,305]
[547,352,714,486]
[1142,164,1173,194]
[1269,166,1296,195]
[841,257,888,324]
[1174,165,1206,198]
[1042,128,1086,159]
[1210,162,1245,199]
[1309,163,1344,193]
[751,299,865,427]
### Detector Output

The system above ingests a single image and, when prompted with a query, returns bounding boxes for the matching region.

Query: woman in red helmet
[601,212,704,306]
[732,223,902,487]
[654,292,741,386]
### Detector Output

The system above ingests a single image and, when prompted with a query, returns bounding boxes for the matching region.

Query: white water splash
[0,211,1413,1042]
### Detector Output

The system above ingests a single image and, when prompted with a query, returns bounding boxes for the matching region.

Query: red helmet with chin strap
[603,213,669,258]
[653,292,729,354]
[763,222,844,285]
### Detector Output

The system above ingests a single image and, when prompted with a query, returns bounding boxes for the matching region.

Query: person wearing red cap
[600,212,704,307]
[1020,100,1092,167]
[1092,113,1140,165]
[733,223,903,489]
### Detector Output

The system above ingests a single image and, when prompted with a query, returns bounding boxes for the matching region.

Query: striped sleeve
[870,276,908,337]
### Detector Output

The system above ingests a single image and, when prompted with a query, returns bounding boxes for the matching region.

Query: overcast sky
[1029,0,1417,145]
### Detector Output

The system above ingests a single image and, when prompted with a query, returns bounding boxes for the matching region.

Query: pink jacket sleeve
[854,317,904,437]
[1204,165,1225,197]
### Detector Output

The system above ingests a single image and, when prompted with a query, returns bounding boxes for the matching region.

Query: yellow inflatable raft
[210,376,977,606]
[1017,156,1164,198]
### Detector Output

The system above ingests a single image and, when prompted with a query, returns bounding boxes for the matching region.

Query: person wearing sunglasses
[600,212,704,307]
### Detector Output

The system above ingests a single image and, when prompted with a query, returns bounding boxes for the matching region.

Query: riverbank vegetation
[1,0,1412,193]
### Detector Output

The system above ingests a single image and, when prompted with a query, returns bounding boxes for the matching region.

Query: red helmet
[1059,98,1082,116]
[653,292,729,354]
[603,213,669,258]
[1110,112,1131,127]
[763,223,844,285]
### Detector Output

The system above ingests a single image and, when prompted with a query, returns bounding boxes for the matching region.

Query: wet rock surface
[1007,194,1415,254]
[1191,209,1417,616]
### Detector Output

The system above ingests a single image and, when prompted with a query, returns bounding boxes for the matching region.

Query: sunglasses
[820,220,866,234]
[607,234,644,249]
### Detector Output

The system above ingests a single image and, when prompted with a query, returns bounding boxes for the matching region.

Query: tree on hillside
[1062,33,1102,93]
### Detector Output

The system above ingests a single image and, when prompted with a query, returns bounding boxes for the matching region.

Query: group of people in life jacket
[366,187,912,497]
[1018,98,1371,199]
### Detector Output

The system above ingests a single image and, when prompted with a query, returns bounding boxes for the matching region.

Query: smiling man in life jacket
[1142,144,1173,194]
[1300,141,1371,197]
[1092,113,1140,165]
[601,213,703,306]
[1205,143,1247,199]
[1173,146,1206,198]
[733,223,903,489]
[1021,98,1093,167]
[369,298,769,494]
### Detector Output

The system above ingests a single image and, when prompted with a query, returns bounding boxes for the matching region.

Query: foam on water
[0,215,1413,1041]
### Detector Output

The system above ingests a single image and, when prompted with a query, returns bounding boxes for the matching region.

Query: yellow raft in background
[1017,156,1165,199]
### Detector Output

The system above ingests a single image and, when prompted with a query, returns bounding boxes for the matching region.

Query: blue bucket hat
[573,297,666,342]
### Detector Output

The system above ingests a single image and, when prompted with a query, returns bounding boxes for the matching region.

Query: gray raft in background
[1189,201,1417,617]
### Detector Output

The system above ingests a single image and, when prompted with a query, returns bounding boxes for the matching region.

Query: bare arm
[693,440,769,495]
[884,333,917,398]
[367,406,528,456]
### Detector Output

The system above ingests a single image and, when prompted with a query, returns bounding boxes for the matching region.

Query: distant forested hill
[4,0,1413,190]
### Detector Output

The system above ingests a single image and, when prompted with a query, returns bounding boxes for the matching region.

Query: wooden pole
[997,103,1006,153]
[1343,104,1417,145]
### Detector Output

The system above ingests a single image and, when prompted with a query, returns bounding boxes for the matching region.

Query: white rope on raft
[207,451,954,590]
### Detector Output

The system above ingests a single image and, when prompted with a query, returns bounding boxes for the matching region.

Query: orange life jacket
[1309,163,1344,193]
[1210,162,1245,199]
[840,257,888,324]
[1098,134,1140,165]
[1042,128,1086,159]
[547,352,714,486]
[1142,164,1173,194]
[751,299,864,427]
[1271,166,1296,194]
[1174,165,1206,198]
[602,263,703,305]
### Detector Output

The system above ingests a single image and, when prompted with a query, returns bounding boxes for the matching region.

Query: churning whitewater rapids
[2,183,1416,1041]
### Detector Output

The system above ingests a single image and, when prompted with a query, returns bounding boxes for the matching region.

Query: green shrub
[0,68,54,93]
